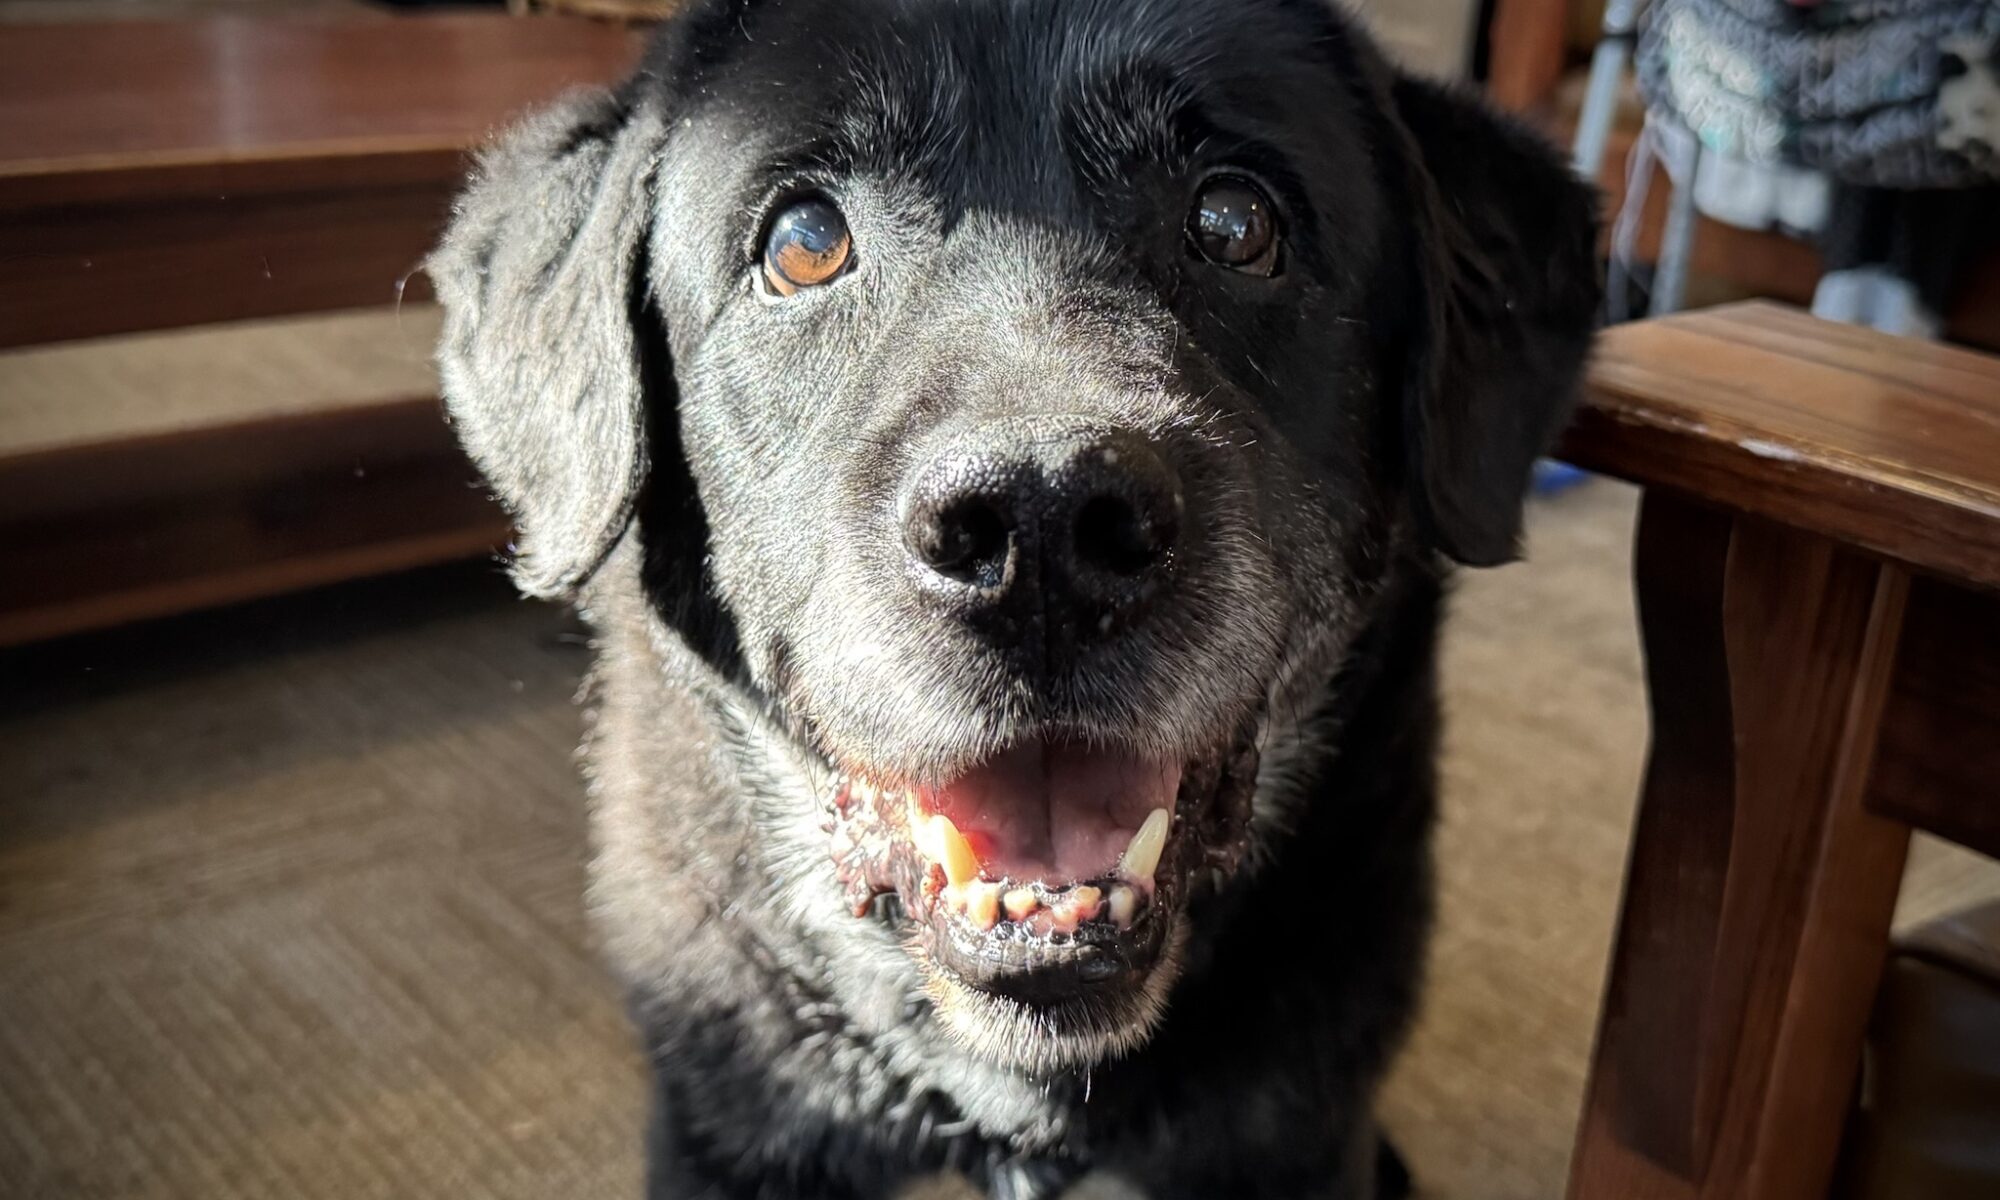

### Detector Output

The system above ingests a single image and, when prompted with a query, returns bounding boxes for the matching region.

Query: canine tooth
[1003,889,1039,922]
[1108,884,1137,928]
[964,883,1000,930]
[1118,808,1171,882]
[915,812,943,860]
[926,814,980,888]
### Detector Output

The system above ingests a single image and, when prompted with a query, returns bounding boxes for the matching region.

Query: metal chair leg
[1650,138,1701,316]
[1572,0,1647,181]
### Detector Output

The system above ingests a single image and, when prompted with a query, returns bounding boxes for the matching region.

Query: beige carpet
[4,479,1995,1200]
[0,306,443,458]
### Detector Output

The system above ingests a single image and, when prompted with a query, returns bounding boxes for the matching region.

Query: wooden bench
[0,14,637,644]
[1555,302,2000,1200]
[0,307,507,646]
[0,13,640,348]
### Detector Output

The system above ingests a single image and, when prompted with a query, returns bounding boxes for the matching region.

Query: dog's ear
[431,88,665,598]
[1387,76,1600,567]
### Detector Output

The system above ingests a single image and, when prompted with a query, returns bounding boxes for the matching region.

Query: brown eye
[762,197,853,296]
[1187,177,1279,275]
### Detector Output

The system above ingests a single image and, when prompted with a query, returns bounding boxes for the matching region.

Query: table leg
[1567,491,1914,1200]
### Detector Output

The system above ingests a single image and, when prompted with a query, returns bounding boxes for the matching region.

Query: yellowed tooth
[1067,885,1102,923]
[1108,884,1137,929]
[926,814,980,888]
[964,882,1000,930]
[1117,808,1171,882]
[1047,886,1103,932]
[1003,889,1039,922]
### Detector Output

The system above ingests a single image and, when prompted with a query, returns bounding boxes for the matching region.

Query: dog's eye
[762,197,853,296]
[1187,177,1279,276]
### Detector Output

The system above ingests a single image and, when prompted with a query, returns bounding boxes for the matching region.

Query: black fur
[431,1,1598,1196]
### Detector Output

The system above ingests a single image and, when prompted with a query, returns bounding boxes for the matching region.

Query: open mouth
[826,726,1259,1006]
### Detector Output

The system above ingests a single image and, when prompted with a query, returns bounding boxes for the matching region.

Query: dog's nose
[901,430,1181,634]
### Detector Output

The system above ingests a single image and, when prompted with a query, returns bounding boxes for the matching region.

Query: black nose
[902,430,1182,635]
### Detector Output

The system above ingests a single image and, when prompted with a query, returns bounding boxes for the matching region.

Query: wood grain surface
[1567,494,1913,1200]
[0,398,508,646]
[0,304,498,646]
[0,15,640,345]
[1560,302,2000,592]
[1867,577,2000,860]
[0,15,639,190]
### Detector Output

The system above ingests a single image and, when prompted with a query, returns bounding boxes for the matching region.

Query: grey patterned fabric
[1636,0,2000,187]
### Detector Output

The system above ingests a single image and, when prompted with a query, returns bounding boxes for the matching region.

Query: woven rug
[4,478,1993,1199]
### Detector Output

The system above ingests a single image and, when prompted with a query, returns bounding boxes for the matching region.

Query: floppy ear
[1388,76,1600,566]
[431,88,665,598]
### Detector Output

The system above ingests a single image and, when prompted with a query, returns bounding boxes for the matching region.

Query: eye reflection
[1187,177,1279,276]
[762,197,853,296]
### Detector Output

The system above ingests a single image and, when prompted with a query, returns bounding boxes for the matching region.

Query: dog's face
[435,0,1595,1074]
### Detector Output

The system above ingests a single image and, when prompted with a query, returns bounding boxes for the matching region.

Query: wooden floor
[2,480,1994,1200]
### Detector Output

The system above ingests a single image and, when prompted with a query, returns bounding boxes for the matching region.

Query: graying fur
[431,2,1598,1195]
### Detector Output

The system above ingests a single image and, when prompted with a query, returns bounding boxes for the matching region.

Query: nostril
[1073,494,1173,578]
[912,498,1011,587]
[903,433,1180,626]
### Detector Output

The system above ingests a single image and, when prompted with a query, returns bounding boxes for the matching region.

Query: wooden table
[1556,302,2000,1200]
[0,14,640,347]
[0,14,638,644]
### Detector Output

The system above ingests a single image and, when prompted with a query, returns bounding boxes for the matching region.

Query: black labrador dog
[432,0,1596,1195]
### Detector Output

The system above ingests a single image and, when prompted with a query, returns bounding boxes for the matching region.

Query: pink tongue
[929,743,1181,882]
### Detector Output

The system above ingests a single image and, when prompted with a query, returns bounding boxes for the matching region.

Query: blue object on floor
[1532,459,1591,495]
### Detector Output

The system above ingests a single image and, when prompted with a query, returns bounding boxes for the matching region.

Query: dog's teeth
[964,882,1000,930]
[1108,885,1137,929]
[943,881,1000,930]
[1068,885,1102,922]
[924,814,980,888]
[1047,886,1102,932]
[1117,809,1170,883]
[1003,888,1039,922]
